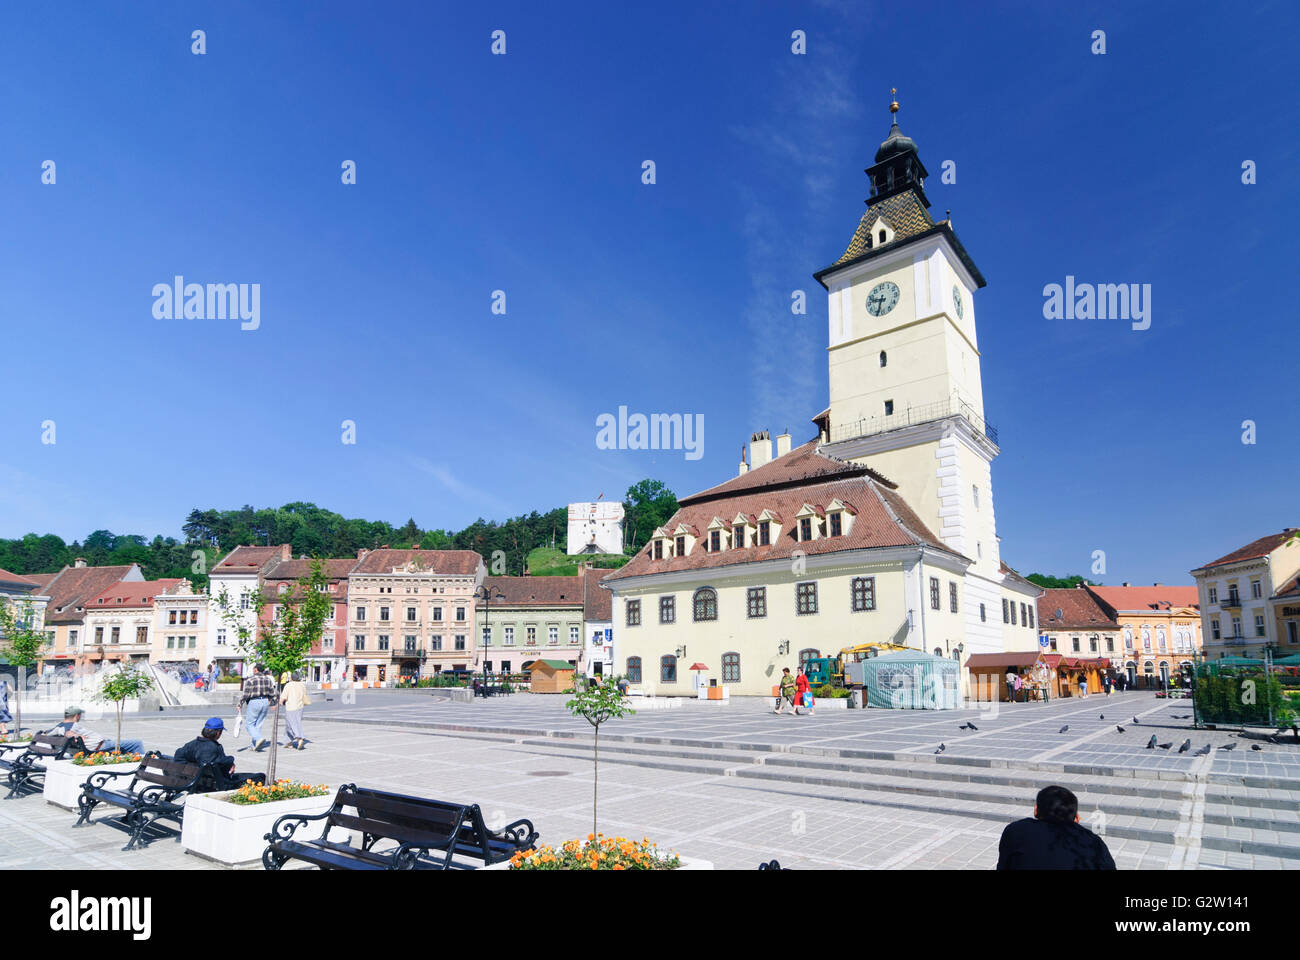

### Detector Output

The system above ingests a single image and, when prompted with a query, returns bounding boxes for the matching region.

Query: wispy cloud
[408,456,512,516]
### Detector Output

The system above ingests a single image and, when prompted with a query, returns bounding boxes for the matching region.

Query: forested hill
[0,480,679,589]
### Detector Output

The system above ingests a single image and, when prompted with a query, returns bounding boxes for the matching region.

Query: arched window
[1123,625,1133,650]
[798,648,820,672]
[721,651,740,683]
[660,654,677,683]
[626,656,642,684]
[693,587,718,622]
[879,350,887,367]
[933,647,943,657]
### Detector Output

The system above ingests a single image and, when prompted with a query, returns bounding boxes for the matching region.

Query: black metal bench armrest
[82,768,135,790]
[496,818,538,849]
[0,743,29,757]
[265,809,334,844]
[390,841,434,870]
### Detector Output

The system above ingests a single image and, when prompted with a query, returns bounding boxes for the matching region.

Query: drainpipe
[916,546,929,654]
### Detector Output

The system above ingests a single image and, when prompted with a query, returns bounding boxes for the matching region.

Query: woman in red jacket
[794,670,811,716]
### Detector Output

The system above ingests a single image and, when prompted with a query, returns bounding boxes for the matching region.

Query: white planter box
[182,790,341,866]
[43,757,140,810]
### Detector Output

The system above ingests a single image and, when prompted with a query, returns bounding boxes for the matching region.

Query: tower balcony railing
[1220,595,1243,608]
[825,397,998,447]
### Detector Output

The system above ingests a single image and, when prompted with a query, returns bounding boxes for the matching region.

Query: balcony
[392,648,426,661]
[1221,595,1243,608]
[826,396,998,448]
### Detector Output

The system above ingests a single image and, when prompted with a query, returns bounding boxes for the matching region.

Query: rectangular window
[884,399,894,416]
[979,603,986,623]
[830,513,842,537]
[378,635,389,651]
[1251,580,1263,599]
[660,656,677,683]
[1106,637,1114,653]
[169,610,177,625]
[758,522,770,546]
[504,626,514,645]
[95,626,104,643]
[189,636,196,649]
[930,578,940,611]
[216,628,226,646]
[240,593,251,611]
[654,539,663,560]
[323,636,334,651]
[456,607,466,622]
[851,577,875,612]
[548,625,559,644]
[1010,602,1017,626]
[136,626,147,644]
[432,608,442,621]
[709,530,720,552]
[1207,587,1218,604]
[1231,616,1242,637]
[353,635,365,651]
[482,626,492,646]
[626,600,641,627]
[570,625,580,645]
[1028,607,1035,628]
[1020,603,1027,626]
[734,526,745,548]
[1072,637,1080,652]
[675,535,686,556]
[721,652,740,683]
[796,582,818,616]
[455,635,466,651]
[526,626,537,644]
[407,607,417,621]
[949,582,958,614]
[111,627,120,644]
[356,606,366,621]
[1002,599,1009,624]
[1089,636,1098,653]
[972,485,979,509]
[403,635,417,651]
[431,636,443,650]
[1289,621,1298,645]
[166,636,175,649]
[799,517,812,542]
[1255,614,1266,637]
[69,629,78,646]
[747,587,767,618]
[626,657,642,683]
[380,606,390,621]
[659,596,676,624]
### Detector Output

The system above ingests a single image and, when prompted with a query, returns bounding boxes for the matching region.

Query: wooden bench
[73,752,215,850]
[0,734,88,799]
[262,783,538,870]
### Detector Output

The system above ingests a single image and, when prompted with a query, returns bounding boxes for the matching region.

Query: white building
[1191,529,1300,659]
[567,502,625,555]
[207,544,291,676]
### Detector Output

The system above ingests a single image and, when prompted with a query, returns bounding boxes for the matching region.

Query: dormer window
[653,539,663,560]
[675,535,686,556]
[830,513,842,537]
[878,229,887,244]
[734,526,744,548]
[799,518,813,542]
[758,521,771,546]
[709,531,720,552]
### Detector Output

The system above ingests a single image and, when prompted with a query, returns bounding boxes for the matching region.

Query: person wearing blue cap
[174,717,265,790]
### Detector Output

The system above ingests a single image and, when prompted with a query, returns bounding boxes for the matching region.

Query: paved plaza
[3,689,1297,870]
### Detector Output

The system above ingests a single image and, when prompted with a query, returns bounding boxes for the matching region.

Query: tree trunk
[14,667,23,740]
[267,705,280,782]
[116,703,123,753]
[592,724,599,837]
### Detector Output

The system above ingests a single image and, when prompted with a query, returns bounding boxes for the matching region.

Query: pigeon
[935,743,946,754]
[1116,725,1126,734]
[1059,725,1070,734]
[1251,744,1263,752]
[1099,715,1104,720]
[1157,742,1173,750]
[1132,717,1140,725]
[1146,735,1157,749]
[967,722,978,730]
[1177,739,1190,754]
[1193,744,1211,756]
[1219,742,1236,751]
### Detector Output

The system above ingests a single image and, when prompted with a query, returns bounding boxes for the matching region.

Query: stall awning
[1041,654,1063,668]
[964,652,1042,670]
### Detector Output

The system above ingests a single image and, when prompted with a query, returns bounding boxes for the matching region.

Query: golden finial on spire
[889,88,899,115]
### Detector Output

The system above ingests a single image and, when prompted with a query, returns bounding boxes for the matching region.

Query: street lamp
[474,584,506,692]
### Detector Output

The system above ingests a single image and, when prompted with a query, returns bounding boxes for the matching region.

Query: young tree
[0,597,50,741]
[218,559,331,781]
[565,675,635,836]
[94,664,154,754]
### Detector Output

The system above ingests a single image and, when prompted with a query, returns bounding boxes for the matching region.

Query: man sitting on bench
[174,718,265,790]
[55,705,144,755]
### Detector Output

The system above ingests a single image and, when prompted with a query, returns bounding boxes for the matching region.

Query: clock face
[952,285,964,319]
[866,281,900,317]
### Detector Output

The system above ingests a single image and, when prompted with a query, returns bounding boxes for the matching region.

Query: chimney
[74,557,88,568]
[279,544,291,561]
[776,431,791,458]
[357,548,369,560]
[1153,582,1160,587]
[738,444,748,476]
[750,430,772,470]
[1122,581,1130,587]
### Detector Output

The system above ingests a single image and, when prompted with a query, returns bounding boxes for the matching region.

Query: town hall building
[603,97,1042,697]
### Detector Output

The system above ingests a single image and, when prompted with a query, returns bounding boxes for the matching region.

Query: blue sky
[1,0,1296,585]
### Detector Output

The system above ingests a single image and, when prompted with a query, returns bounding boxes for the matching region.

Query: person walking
[0,677,12,740]
[775,667,796,715]
[1077,674,1088,699]
[1005,670,1017,704]
[279,671,311,750]
[996,785,1116,870]
[794,668,811,716]
[1103,672,1113,696]
[207,661,219,690]
[239,665,280,751]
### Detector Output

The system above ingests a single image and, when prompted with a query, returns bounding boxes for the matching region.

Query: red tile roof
[605,446,953,584]
[0,568,41,588]
[1271,575,1300,601]
[213,545,290,574]
[351,549,482,577]
[1194,530,1298,571]
[262,558,360,583]
[585,571,613,622]
[1086,584,1199,613]
[1036,588,1119,630]
[86,579,182,610]
[478,576,584,606]
[42,564,142,624]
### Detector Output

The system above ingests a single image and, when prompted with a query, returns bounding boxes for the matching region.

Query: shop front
[964,652,1047,702]
[1056,657,1110,695]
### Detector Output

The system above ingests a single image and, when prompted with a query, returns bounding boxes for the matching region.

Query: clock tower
[814,93,1014,653]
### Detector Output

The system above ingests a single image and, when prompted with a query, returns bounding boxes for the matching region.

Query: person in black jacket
[996,785,1116,870]
[175,718,265,790]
